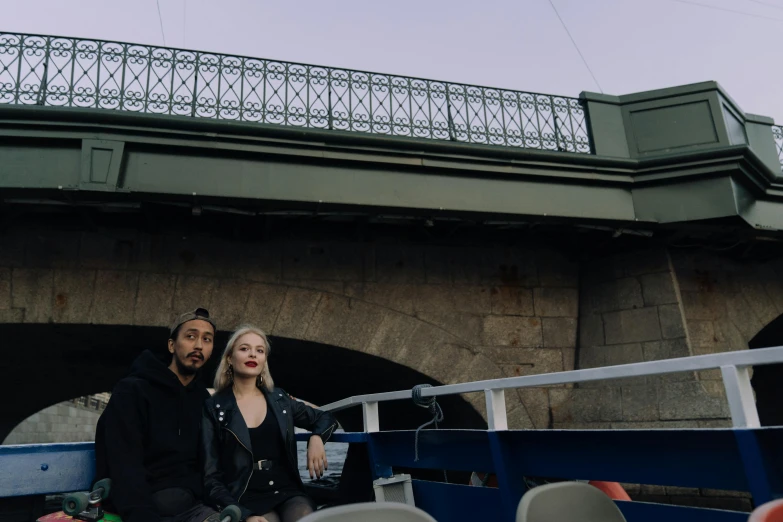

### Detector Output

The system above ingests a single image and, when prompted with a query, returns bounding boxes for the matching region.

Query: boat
[2,345,782,521]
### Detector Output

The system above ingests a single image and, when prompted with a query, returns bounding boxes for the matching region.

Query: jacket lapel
[219,389,253,453]
[264,388,288,444]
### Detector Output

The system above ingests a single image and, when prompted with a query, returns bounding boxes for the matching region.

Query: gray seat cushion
[517,482,627,522]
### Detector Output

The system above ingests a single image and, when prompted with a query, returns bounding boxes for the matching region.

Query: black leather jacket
[201,386,338,520]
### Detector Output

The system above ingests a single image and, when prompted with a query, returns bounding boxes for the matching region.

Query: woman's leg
[277,495,315,522]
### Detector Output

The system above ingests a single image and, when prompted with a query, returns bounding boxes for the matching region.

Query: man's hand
[306,435,328,479]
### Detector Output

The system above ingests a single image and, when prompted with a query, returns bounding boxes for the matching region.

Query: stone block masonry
[572,247,730,429]
[2,396,106,445]
[3,223,783,435]
[0,226,583,430]
[672,250,783,380]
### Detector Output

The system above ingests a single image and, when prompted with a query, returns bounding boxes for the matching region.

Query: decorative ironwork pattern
[772,125,783,171]
[0,32,592,153]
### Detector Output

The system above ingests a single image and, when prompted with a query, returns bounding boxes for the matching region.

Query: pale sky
[4,0,783,122]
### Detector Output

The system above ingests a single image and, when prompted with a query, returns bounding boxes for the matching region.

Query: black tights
[260,495,315,522]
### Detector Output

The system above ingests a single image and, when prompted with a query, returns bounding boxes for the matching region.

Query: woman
[202,325,338,522]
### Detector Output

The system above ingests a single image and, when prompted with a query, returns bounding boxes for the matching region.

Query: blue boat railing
[2,346,783,522]
[310,346,783,521]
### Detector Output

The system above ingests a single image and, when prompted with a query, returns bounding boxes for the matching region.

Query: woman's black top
[242,411,304,515]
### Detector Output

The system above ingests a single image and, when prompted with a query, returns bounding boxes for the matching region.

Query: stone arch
[4,268,531,433]
[0,321,489,443]
[748,314,783,426]
[670,250,783,356]
[2,391,109,445]
[2,223,582,433]
[0,322,143,442]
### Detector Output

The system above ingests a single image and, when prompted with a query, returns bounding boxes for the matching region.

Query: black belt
[253,460,274,471]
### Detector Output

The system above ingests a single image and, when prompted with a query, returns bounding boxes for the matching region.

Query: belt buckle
[257,459,269,470]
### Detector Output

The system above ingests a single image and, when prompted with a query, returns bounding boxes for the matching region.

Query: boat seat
[516,481,627,522]
[300,502,437,522]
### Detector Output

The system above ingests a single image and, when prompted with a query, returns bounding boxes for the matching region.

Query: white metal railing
[319,346,783,433]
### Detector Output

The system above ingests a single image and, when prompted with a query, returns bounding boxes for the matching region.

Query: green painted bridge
[2,32,783,233]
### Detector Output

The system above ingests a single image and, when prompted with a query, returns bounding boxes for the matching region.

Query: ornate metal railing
[0,33,592,154]
[772,125,783,171]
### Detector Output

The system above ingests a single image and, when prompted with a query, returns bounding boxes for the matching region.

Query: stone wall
[2,397,105,445]
[3,223,782,433]
[565,248,731,429]
[568,246,783,430]
[0,225,581,430]
[625,484,752,512]
[672,250,783,365]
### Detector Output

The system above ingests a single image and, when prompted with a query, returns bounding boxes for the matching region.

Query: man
[95,308,220,522]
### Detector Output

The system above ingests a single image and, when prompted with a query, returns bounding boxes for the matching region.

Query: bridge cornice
[1,104,782,231]
[0,104,633,168]
[3,104,780,185]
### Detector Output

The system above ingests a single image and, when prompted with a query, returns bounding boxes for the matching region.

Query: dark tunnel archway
[1,323,485,442]
[749,313,783,426]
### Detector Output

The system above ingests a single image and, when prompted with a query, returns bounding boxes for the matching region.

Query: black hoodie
[95,350,210,522]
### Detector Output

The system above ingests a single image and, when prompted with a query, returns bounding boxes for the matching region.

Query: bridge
[2,31,783,458]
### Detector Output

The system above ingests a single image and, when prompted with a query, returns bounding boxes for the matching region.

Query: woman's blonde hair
[213,325,274,392]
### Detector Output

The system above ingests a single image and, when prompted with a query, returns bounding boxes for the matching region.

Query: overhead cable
[546,0,604,93]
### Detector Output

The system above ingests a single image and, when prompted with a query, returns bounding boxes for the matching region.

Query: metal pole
[36,53,49,106]
[721,365,761,428]
[327,70,333,131]
[191,52,199,117]
[446,87,456,142]
[363,401,379,433]
[485,389,508,431]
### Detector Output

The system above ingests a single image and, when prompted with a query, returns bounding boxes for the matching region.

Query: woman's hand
[306,435,328,479]
[245,516,268,522]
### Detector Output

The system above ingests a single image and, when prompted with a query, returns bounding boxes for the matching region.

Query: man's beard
[174,352,202,376]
